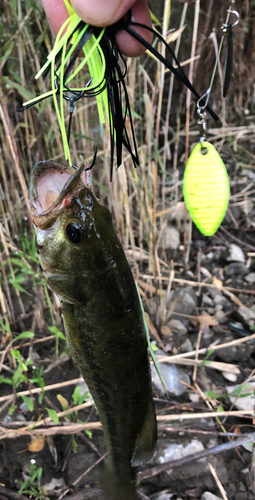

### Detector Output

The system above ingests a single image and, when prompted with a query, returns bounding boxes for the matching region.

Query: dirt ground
[1,225,255,500]
[1,1,255,499]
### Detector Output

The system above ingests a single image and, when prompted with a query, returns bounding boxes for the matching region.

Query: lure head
[30,160,117,304]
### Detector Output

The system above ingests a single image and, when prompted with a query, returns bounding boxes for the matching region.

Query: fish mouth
[30,159,92,229]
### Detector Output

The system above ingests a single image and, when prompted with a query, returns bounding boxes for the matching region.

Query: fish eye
[65,222,82,244]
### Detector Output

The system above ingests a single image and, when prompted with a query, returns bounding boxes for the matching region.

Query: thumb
[72,0,136,26]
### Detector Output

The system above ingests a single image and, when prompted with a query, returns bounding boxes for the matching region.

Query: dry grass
[0,0,255,494]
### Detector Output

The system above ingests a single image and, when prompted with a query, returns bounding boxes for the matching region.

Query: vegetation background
[0,0,255,499]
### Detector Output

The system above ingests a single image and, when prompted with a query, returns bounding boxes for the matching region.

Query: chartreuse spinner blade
[183,141,230,236]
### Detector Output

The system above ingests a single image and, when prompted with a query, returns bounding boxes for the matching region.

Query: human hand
[42,0,152,57]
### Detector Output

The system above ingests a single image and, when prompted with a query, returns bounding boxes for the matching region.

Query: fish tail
[103,461,137,500]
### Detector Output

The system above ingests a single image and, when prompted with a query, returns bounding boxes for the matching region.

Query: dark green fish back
[31,167,157,499]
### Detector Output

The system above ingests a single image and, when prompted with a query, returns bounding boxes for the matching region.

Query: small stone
[43,477,66,494]
[154,438,204,466]
[217,338,237,362]
[222,371,238,382]
[238,481,247,491]
[215,304,223,311]
[225,244,245,263]
[180,338,193,353]
[162,226,180,250]
[206,252,214,259]
[241,168,255,179]
[151,494,173,500]
[226,382,255,411]
[208,307,215,315]
[202,294,214,307]
[19,402,31,412]
[208,287,222,300]
[245,272,255,283]
[167,287,197,316]
[242,441,254,453]
[215,310,227,322]
[75,377,92,400]
[16,413,27,422]
[201,493,223,500]
[151,363,190,397]
[241,468,250,475]
[214,248,222,260]
[168,319,188,334]
[225,262,249,277]
[236,306,255,326]
[189,392,200,403]
[213,295,231,309]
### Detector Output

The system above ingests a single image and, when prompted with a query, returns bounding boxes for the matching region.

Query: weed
[17,459,49,500]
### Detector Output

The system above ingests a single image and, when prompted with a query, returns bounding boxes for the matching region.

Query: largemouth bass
[30,159,157,500]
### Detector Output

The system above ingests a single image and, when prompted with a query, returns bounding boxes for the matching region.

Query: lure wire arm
[196,0,240,117]
[19,8,222,174]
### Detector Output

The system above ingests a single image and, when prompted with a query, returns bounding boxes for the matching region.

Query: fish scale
[30,160,157,500]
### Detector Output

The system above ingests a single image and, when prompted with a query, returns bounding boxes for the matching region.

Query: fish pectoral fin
[131,398,157,467]
[46,273,84,305]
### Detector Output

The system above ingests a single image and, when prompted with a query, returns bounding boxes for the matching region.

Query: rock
[225,262,249,277]
[201,493,223,500]
[202,294,214,307]
[180,338,193,353]
[222,371,238,382]
[226,382,255,411]
[3,411,26,422]
[241,168,255,179]
[237,481,247,492]
[245,272,255,283]
[213,295,231,310]
[151,363,190,397]
[154,438,204,467]
[43,477,66,495]
[216,338,237,362]
[215,310,227,323]
[19,402,31,413]
[162,226,180,250]
[168,319,187,335]
[148,493,173,500]
[236,306,255,327]
[205,252,214,260]
[189,392,200,403]
[16,413,27,422]
[208,287,222,300]
[76,376,92,401]
[150,435,228,489]
[167,288,197,316]
[215,304,223,311]
[225,244,245,263]
[242,441,253,453]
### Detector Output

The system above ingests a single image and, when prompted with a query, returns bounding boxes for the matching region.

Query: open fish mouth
[30,159,92,228]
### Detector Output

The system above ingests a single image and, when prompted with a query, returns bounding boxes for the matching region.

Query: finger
[115,0,152,57]
[42,0,69,36]
[72,0,137,26]
[42,0,136,34]
[42,0,152,57]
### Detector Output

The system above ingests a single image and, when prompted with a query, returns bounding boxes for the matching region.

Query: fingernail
[72,0,122,26]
